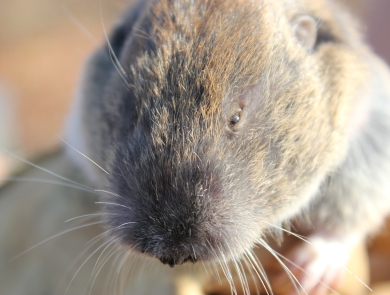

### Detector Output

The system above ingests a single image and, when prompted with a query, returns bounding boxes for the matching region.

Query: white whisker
[56,134,109,174]
[95,189,128,202]
[96,201,132,211]
[0,177,97,194]
[116,250,131,290]
[65,213,108,223]
[274,251,341,295]
[266,222,372,293]
[60,4,99,44]
[190,243,197,260]
[265,222,312,245]
[10,221,104,261]
[341,266,372,292]
[200,258,209,275]
[1,148,93,191]
[245,249,273,295]
[227,244,249,295]
[211,261,222,285]
[99,0,131,88]
[118,246,141,292]
[241,254,261,295]
[216,244,237,295]
[92,237,123,275]
[117,243,139,275]
[54,235,105,294]
[259,239,306,295]
[104,247,127,295]
[64,236,118,295]
[237,257,250,295]
[205,239,222,284]
[85,221,135,246]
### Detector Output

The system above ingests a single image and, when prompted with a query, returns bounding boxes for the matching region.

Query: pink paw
[270,236,350,295]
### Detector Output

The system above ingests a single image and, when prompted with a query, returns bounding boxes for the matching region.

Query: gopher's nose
[159,254,197,268]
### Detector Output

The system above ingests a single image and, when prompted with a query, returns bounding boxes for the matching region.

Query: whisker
[64,236,118,295]
[95,189,129,202]
[65,213,110,223]
[245,249,273,295]
[86,221,135,247]
[211,261,222,285]
[95,201,132,211]
[116,250,132,292]
[60,4,99,44]
[0,177,97,194]
[85,227,120,247]
[54,234,105,294]
[116,243,140,275]
[241,254,261,295]
[237,257,250,295]
[341,266,372,292]
[10,221,105,261]
[117,245,141,293]
[99,0,131,88]
[200,258,209,275]
[56,134,109,175]
[265,222,312,245]
[274,251,341,295]
[216,244,237,295]
[1,148,94,191]
[243,251,270,295]
[206,239,222,284]
[266,222,372,293]
[102,247,119,295]
[205,239,222,284]
[258,239,306,295]
[190,243,197,260]
[227,244,249,295]
[91,236,123,276]
[104,247,127,295]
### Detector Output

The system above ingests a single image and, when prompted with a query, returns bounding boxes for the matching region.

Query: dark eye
[230,114,240,125]
[229,108,243,130]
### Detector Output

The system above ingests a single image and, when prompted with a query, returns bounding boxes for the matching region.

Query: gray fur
[66,0,390,268]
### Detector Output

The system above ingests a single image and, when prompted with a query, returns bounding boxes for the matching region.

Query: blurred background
[0,0,389,292]
[0,0,127,159]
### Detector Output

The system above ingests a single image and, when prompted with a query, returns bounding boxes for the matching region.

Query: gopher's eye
[229,108,243,130]
[230,114,240,125]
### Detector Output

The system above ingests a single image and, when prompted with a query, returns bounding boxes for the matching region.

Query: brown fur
[65,0,390,291]
[2,0,390,294]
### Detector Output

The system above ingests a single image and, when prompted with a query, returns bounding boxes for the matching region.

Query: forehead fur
[126,0,292,117]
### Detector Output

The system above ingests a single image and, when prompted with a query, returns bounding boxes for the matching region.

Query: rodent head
[71,0,363,267]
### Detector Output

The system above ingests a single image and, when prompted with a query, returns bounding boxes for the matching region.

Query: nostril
[183,255,197,264]
[159,255,197,267]
[159,257,175,268]
[189,256,197,263]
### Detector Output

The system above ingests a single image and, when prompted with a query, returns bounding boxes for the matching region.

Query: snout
[105,144,248,267]
[135,211,203,267]
[158,253,198,268]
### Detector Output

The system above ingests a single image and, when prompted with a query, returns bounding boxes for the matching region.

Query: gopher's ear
[292,15,317,51]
